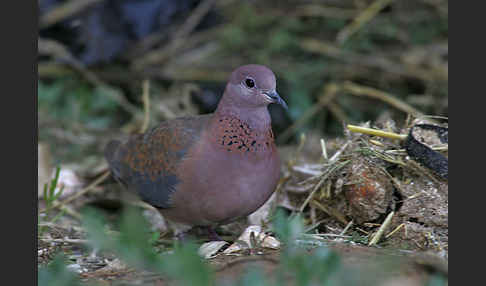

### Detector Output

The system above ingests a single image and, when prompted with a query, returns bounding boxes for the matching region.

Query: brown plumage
[104,64,287,237]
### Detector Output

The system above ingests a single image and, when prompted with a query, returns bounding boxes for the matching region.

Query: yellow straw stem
[347,124,407,140]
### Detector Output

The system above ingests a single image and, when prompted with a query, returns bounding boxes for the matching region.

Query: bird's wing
[104,115,212,208]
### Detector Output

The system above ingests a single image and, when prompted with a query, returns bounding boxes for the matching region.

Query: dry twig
[299,38,446,81]
[369,211,395,246]
[336,0,396,44]
[140,79,151,133]
[133,0,217,69]
[38,38,141,116]
[342,82,425,117]
[40,171,110,214]
[39,0,105,29]
[278,83,339,143]
[347,124,407,140]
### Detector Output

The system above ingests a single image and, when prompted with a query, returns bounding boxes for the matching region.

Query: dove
[105,64,287,239]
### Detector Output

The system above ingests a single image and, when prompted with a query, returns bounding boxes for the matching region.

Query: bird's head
[225,64,287,110]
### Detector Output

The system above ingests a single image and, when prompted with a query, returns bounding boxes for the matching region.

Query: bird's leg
[175,226,222,242]
[168,220,193,242]
[175,231,189,242]
[205,226,223,241]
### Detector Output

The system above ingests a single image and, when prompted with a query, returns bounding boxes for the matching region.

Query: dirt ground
[38,118,448,285]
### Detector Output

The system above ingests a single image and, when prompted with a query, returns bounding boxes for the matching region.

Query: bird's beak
[264,90,288,110]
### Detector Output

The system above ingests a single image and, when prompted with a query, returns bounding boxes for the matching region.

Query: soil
[38,121,448,285]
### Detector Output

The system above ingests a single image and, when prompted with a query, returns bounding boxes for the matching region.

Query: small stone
[198,241,229,259]
[343,158,394,224]
[66,263,82,273]
[223,225,280,255]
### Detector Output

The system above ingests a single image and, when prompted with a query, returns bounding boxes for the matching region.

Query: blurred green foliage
[39,207,447,286]
[221,3,304,61]
[38,78,119,130]
[38,254,84,286]
[426,273,448,286]
[272,210,341,285]
[39,166,65,236]
[38,78,125,162]
[220,3,325,126]
[47,206,343,286]
[82,206,214,286]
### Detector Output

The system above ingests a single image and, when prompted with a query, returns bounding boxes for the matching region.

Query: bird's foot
[174,226,223,242]
[205,226,223,241]
[175,231,189,242]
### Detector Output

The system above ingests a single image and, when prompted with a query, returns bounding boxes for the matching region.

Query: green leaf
[38,254,84,286]
[81,207,114,251]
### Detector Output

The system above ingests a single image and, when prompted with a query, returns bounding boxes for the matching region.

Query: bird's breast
[168,124,281,226]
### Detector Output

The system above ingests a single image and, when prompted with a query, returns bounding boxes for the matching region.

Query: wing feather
[104,115,211,208]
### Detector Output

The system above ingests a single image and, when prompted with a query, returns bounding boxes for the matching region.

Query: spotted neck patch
[212,116,275,153]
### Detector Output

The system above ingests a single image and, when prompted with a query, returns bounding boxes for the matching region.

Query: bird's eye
[245,78,255,88]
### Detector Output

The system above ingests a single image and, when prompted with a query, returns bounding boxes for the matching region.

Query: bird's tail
[104,140,127,186]
[104,140,121,167]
